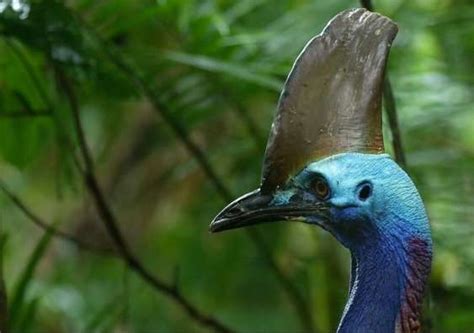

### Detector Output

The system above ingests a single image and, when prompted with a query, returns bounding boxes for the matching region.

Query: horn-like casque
[261,8,398,193]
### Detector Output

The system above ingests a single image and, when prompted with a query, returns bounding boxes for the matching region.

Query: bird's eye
[312,177,330,200]
[358,183,372,201]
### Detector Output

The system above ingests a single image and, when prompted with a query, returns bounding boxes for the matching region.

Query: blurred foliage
[0,0,473,332]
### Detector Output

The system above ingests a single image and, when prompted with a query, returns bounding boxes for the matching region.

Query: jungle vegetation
[0,0,473,332]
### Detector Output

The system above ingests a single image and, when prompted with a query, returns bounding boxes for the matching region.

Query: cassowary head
[210,8,432,333]
[210,9,431,250]
[211,152,430,252]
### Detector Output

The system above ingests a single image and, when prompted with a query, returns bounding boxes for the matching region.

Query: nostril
[227,205,243,216]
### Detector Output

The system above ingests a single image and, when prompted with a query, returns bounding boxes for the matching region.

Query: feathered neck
[337,224,432,333]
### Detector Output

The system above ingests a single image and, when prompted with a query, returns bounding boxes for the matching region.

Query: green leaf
[8,225,55,329]
[15,297,40,333]
[164,51,281,91]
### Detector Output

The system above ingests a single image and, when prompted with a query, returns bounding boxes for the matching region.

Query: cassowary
[210,8,432,333]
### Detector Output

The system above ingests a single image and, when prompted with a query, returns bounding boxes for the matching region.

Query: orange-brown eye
[313,177,330,200]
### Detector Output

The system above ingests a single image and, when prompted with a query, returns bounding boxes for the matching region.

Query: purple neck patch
[398,237,432,333]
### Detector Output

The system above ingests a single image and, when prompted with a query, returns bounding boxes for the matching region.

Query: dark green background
[0,0,473,332]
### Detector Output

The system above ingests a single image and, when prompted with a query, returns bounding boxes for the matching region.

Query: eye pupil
[358,184,372,201]
[317,182,325,192]
[313,178,330,199]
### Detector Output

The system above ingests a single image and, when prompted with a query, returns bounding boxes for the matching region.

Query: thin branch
[53,66,235,333]
[358,0,407,168]
[81,24,316,332]
[1,180,234,333]
[383,78,407,168]
[0,180,112,256]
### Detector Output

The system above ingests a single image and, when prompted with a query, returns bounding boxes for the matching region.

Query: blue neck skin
[336,222,431,333]
[339,233,403,332]
[273,153,432,332]
[294,153,433,333]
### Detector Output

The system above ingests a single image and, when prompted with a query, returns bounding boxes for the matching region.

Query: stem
[359,0,407,168]
[53,67,235,333]
[383,78,407,168]
[0,180,111,256]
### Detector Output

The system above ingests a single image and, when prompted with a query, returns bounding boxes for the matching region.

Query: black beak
[210,189,329,233]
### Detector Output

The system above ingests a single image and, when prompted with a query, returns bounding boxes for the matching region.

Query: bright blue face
[270,153,431,249]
